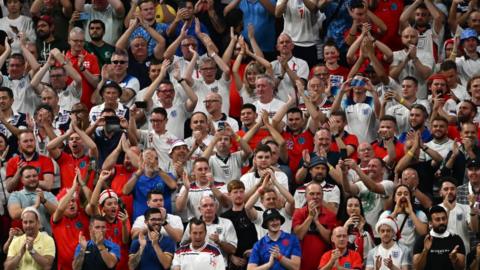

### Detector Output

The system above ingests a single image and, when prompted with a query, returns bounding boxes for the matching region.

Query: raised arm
[247,24,265,59]
[223,0,241,16]
[116,18,139,50]
[52,174,79,223]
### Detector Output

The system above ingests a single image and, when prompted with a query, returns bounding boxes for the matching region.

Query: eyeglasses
[203,100,220,104]
[112,60,127,65]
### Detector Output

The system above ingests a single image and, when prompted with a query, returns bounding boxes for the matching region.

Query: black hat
[100,80,122,97]
[467,159,480,169]
[262,208,285,229]
[309,156,329,170]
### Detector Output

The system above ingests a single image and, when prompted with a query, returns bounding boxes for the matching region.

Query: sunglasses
[112,60,127,65]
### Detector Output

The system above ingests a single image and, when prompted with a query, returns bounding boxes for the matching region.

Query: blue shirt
[399,127,432,144]
[239,0,277,52]
[129,235,176,270]
[74,239,121,270]
[130,23,168,56]
[249,231,301,270]
[133,174,173,219]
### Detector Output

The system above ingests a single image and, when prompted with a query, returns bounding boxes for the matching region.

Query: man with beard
[51,172,91,270]
[34,15,68,64]
[184,112,214,159]
[130,190,183,242]
[365,217,411,270]
[5,130,55,192]
[7,166,57,234]
[4,207,55,270]
[447,100,478,140]
[128,208,176,270]
[72,215,120,270]
[442,122,480,183]
[294,156,340,213]
[413,205,465,270]
[172,218,225,270]
[438,178,477,252]
[398,104,432,143]
[85,20,115,68]
[424,116,454,162]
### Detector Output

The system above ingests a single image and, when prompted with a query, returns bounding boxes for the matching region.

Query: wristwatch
[162,220,169,226]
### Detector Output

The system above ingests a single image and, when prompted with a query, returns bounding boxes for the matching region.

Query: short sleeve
[132,216,145,230]
[248,241,261,265]
[7,236,21,257]
[365,248,375,267]
[41,234,56,257]
[413,234,425,255]
[290,235,302,257]
[6,158,17,178]
[381,180,395,196]
[318,251,332,268]
[41,156,55,175]
[224,220,238,247]
[88,54,100,76]
[351,251,363,269]
[108,242,121,261]
[162,237,176,254]
[8,192,20,205]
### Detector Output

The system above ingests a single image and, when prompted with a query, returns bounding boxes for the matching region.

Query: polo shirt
[66,49,100,108]
[282,129,314,174]
[132,213,183,239]
[89,102,130,123]
[292,206,340,270]
[181,216,238,262]
[176,181,227,220]
[249,231,301,270]
[240,171,289,206]
[110,165,135,215]
[7,232,55,270]
[129,235,176,270]
[51,211,90,270]
[208,151,243,184]
[294,181,340,208]
[8,188,57,234]
[133,173,174,219]
[105,217,131,270]
[318,249,363,270]
[74,239,121,270]
[341,96,377,143]
[139,130,178,169]
[172,242,225,270]
[6,153,54,191]
[56,151,96,189]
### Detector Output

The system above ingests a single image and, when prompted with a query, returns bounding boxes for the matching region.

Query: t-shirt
[366,242,412,270]
[1,75,40,115]
[85,41,115,67]
[129,235,176,270]
[413,232,465,270]
[355,180,395,236]
[282,129,314,174]
[139,130,178,169]
[66,49,100,108]
[208,152,243,184]
[51,212,90,270]
[341,96,377,143]
[133,174,174,219]
[319,249,363,270]
[172,243,225,270]
[249,231,302,270]
[221,208,258,256]
[439,202,471,251]
[6,153,54,191]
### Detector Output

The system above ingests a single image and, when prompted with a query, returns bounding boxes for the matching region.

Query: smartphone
[218,121,225,130]
[135,101,147,109]
[78,12,91,21]
[105,116,121,133]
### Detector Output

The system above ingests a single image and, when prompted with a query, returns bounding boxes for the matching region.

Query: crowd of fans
[0,0,479,268]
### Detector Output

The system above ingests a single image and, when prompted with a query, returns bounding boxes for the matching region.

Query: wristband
[407,150,415,158]
[277,254,283,261]
[399,98,405,105]
[302,162,310,168]
[177,78,185,84]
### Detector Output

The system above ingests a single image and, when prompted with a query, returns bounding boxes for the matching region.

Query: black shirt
[221,208,258,256]
[414,233,465,270]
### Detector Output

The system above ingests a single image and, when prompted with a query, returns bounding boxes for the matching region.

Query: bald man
[205,92,239,132]
[319,226,363,270]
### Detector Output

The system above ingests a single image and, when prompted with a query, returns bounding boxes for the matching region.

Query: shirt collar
[200,215,220,224]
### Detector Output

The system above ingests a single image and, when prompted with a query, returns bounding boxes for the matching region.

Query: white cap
[169,140,188,155]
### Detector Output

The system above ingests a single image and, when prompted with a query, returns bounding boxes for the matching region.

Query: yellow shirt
[135,4,176,23]
[7,232,56,270]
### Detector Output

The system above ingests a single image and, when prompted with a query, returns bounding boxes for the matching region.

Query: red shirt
[6,153,54,191]
[229,61,247,118]
[292,206,340,270]
[65,49,100,109]
[282,130,314,174]
[330,131,359,160]
[327,65,349,80]
[318,249,363,270]
[374,0,404,51]
[111,164,135,216]
[105,217,131,270]
[56,151,96,189]
[51,211,90,270]
[372,139,405,162]
[448,123,480,142]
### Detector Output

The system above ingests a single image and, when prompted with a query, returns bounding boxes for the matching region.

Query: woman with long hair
[340,195,375,261]
[379,184,428,251]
